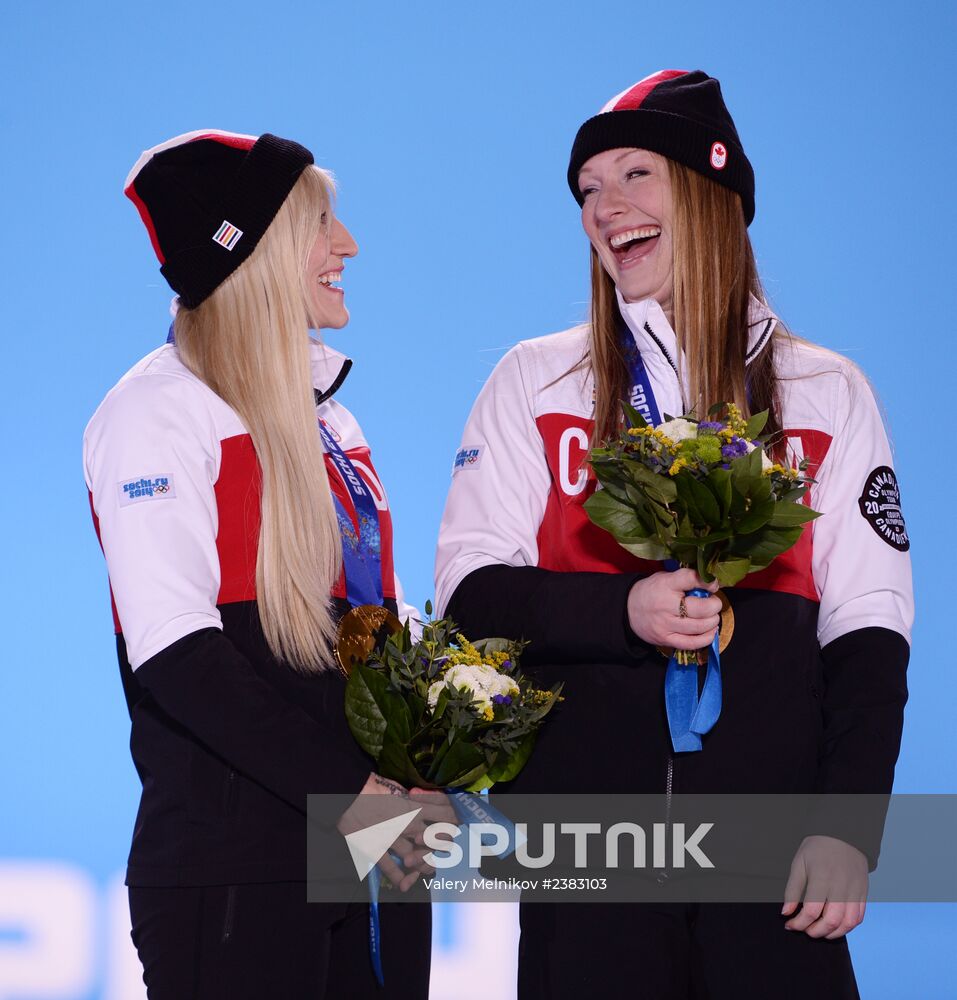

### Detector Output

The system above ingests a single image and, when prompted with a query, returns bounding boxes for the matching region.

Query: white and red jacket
[84,339,407,885]
[436,297,913,854]
[437,294,912,647]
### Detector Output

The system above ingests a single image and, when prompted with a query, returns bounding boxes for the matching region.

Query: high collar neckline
[309,337,353,404]
[615,290,778,369]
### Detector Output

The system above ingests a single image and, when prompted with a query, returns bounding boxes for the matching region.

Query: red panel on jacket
[534,414,832,603]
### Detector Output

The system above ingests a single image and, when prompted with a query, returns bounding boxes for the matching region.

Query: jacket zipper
[658,755,675,884]
[221,885,237,944]
[643,322,681,385]
[223,769,238,815]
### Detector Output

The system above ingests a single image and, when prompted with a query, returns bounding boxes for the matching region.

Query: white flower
[744,439,773,470]
[427,662,519,716]
[656,417,698,442]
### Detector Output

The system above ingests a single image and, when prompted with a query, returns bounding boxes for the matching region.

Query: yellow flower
[668,457,689,476]
[483,706,495,721]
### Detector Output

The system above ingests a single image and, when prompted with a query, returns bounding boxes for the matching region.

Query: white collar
[308,337,353,402]
[615,290,777,369]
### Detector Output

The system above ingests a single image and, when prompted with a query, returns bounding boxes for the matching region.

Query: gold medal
[657,589,735,662]
[334,604,403,677]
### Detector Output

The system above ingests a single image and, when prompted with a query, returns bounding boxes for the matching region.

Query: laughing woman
[435,71,913,998]
[84,131,451,999]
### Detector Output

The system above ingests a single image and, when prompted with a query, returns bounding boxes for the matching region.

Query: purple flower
[492,694,513,706]
[698,421,724,434]
[501,660,512,671]
[721,437,749,460]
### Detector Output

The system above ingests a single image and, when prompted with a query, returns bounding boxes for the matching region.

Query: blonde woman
[84,131,450,999]
[436,72,913,997]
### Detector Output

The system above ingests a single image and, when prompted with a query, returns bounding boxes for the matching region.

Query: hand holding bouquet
[344,603,562,792]
[585,402,820,753]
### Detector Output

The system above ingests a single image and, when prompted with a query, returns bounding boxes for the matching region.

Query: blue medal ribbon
[618,322,722,754]
[316,422,393,982]
[366,789,514,986]
[317,421,384,608]
[619,322,662,427]
[664,588,722,752]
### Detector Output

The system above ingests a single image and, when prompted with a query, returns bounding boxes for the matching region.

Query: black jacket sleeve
[817,626,909,795]
[807,626,909,866]
[446,563,650,665]
[135,628,372,812]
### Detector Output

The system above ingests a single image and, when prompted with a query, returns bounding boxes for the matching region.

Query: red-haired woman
[436,71,913,998]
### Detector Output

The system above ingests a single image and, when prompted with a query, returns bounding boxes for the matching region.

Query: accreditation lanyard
[317,420,384,608]
[617,320,721,753]
[618,321,663,427]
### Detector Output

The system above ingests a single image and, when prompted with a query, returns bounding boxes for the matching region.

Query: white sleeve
[393,573,423,641]
[434,344,552,614]
[811,366,914,647]
[83,374,224,668]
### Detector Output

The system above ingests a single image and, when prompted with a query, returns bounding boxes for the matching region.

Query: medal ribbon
[619,321,663,427]
[618,322,722,754]
[664,589,722,753]
[366,789,516,986]
[317,421,384,608]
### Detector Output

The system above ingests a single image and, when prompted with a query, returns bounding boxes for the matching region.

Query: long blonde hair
[588,158,780,447]
[175,166,341,674]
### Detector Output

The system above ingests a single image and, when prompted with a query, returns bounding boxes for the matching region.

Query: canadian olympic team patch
[118,475,176,506]
[858,466,909,551]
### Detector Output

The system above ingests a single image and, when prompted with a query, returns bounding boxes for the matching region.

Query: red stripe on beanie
[123,180,165,264]
[186,132,256,151]
[612,69,688,111]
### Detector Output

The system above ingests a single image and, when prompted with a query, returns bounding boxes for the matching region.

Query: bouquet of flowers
[585,402,820,589]
[344,603,562,792]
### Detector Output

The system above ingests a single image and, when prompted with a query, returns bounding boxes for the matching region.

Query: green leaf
[377,728,430,788]
[344,664,392,759]
[696,545,712,582]
[621,401,648,430]
[434,739,487,788]
[621,458,679,499]
[676,475,721,527]
[618,538,672,561]
[471,637,516,657]
[675,474,723,528]
[674,527,734,546]
[714,556,751,587]
[744,410,769,439]
[465,772,496,792]
[706,467,733,519]
[731,526,802,569]
[768,503,821,528]
[734,497,776,534]
[486,731,538,784]
[527,683,564,723]
[424,599,433,616]
[584,489,652,540]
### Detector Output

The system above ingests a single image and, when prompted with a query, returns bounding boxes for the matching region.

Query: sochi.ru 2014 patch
[858,466,909,551]
[452,445,483,474]
[118,475,176,507]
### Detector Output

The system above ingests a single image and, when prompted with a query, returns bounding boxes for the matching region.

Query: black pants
[518,902,859,999]
[129,883,432,999]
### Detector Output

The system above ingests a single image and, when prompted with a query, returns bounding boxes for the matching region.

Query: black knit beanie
[124,129,315,308]
[568,70,755,225]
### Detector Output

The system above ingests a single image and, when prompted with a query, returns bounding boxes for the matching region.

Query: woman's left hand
[781,835,868,938]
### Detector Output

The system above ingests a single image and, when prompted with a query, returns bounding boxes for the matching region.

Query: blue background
[1,1,954,997]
